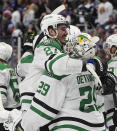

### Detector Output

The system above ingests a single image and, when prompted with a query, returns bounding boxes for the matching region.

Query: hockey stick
[0,92,4,111]
[86,63,103,93]
[51,4,65,14]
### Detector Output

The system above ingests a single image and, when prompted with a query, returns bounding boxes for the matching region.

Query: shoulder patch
[42,39,52,46]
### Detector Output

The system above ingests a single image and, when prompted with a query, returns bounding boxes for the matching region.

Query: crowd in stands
[0,0,117,62]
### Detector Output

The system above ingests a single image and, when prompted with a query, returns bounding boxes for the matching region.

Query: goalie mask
[66,25,81,42]
[0,42,13,61]
[105,34,117,58]
[40,14,69,38]
[64,34,99,60]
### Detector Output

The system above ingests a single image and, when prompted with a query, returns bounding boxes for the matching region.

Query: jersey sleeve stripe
[106,116,113,123]
[1,91,7,97]
[48,54,67,74]
[33,97,59,114]
[0,86,7,90]
[47,117,105,127]
[106,108,115,114]
[0,87,7,94]
[30,105,54,120]
[50,124,89,131]
[50,124,106,131]
[21,99,32,104]
[20,92,35,97]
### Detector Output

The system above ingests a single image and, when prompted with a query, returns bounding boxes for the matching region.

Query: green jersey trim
[30,105,54,120]
[21,55,33,63]
[43,71,68,80]
[106,115,112,122]
[21,99,32,104]
[50,124,89,131]
[36,40,64,52]
[0,64,11,70]
[93,55,102,61]
[108,56,117,64]
[108,59,113,65]
[49,54,67,74]
[1,91,7,97]
[50,124,106,131]
[97,103,104,110]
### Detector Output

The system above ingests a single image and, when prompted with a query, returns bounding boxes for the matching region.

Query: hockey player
[18,13,106,114]
[0,42,20,131]
[0,32,115,131]
[104,34,117,131]
[16,32,35,81]
[12,34,107,131]
[16,32,48,81]
[0,42,20,109]
[18,14,85,112]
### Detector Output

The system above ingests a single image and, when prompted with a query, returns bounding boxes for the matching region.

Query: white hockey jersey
[0,63,20,109]
[20,40,83,111]
[16,51,34,80]
[21,71,105,131]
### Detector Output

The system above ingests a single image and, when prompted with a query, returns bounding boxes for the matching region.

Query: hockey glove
[23,32,36,54]
[88,56,107,77]
[3,109,22,131]
[100,71,117,95]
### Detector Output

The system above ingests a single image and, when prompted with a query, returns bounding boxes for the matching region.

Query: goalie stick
[86,63,103,94]
[86,63,102,86]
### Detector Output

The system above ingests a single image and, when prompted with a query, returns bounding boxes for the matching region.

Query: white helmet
[40,14,69,38]
[106,34,117,48]
[0,42,13,61]
[64,34,99,60]
[105,34,117,57]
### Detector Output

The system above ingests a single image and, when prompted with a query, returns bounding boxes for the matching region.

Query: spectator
[8,23,23,37]
[1,10,12,36]
[23,3,38,27]
[104,15,117,34]
[11,7,23,27]
[35,0,51,19]
[75,0,97,31]
[97,0,113,27]
[2,1,13,12]
[0,9,2,36]
[48,0,61,11]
